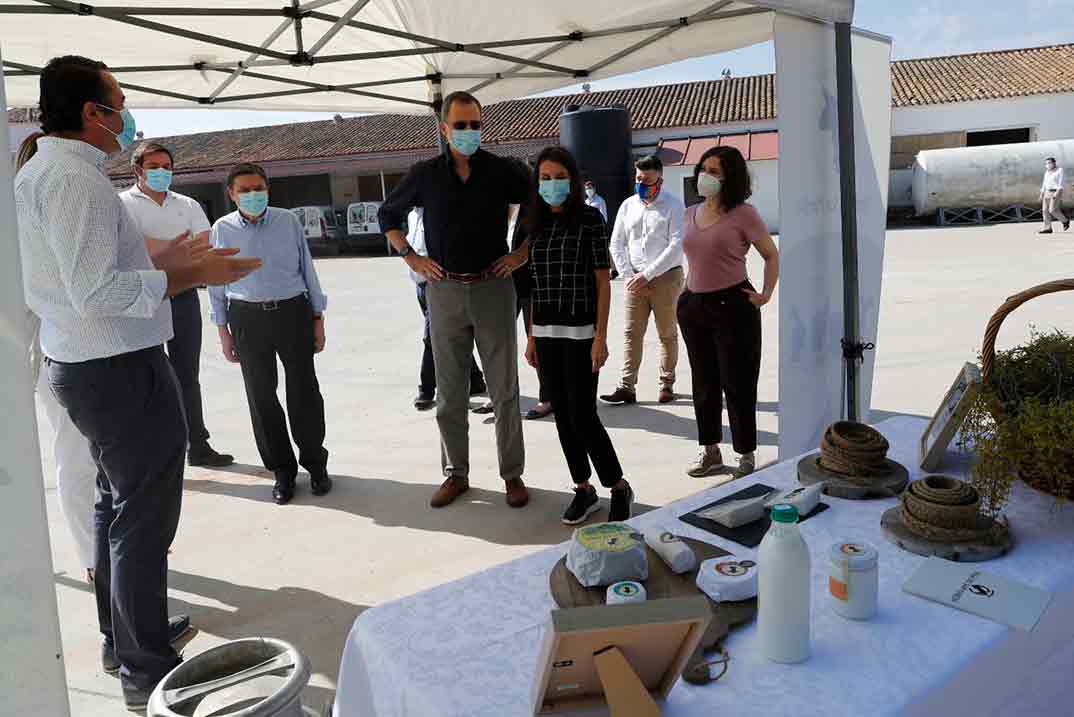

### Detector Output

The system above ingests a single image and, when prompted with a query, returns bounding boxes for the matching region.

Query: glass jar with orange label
[828,542,879,620]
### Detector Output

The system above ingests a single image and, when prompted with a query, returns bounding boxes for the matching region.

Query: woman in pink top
[677,146,780,479]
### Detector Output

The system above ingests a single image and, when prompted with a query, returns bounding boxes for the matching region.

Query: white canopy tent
[0,2,890,713]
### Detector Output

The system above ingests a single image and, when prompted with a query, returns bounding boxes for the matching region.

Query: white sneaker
[687,445,724,477]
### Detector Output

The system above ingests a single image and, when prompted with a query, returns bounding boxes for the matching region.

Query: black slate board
[679,483,830,548]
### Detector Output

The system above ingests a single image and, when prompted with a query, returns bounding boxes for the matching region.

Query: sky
[113,1,1074,138]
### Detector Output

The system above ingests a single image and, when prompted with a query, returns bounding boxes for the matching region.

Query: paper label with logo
[575,524,642,553]
[902,556,1053,631]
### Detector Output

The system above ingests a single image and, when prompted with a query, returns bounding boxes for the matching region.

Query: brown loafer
[430,476,469,508]
[505,478,529,508]
[658,387,675,404]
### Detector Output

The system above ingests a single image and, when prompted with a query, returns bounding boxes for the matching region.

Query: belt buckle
[263,300,280,311]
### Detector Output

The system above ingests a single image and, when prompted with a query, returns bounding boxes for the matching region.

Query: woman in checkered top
[523,146,634,525]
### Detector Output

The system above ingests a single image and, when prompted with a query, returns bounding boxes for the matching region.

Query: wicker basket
[980,279,1074,500]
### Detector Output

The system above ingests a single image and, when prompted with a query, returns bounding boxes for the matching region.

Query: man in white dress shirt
[14,55,261,711]
[1040,157,1069,235]
[120,142,234,467]
[583,178,608,221]
[602,155,685,406]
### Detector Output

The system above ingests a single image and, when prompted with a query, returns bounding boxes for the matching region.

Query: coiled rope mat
[797,422,910,499]
[881,476,1012,562]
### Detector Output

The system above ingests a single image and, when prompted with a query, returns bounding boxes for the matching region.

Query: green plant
[960,328,1074,515]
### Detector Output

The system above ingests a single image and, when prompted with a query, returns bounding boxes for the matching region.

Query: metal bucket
[148,638,312,717]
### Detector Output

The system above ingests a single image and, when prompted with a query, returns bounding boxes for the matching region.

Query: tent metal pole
[28,0,295,60]
[0,4,287,15]
[835,21,862,423]
[431,77,446,155]
[299,0,347,11]
[291,0,306,57]
[3,59,203,102]
[307,0,372,57]
[218,68,432,106]
[587,0,733,74]
[208,18,294,102]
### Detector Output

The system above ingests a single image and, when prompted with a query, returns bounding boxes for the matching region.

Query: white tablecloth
[333,417,1074,717]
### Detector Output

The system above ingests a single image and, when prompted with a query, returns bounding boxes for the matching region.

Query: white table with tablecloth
[333,417,1074,717]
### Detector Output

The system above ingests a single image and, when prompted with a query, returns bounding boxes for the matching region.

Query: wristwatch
[398,244,413,258]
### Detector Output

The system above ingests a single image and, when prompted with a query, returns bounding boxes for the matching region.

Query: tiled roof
[891,43,1074,107]
[10,42,1071,176]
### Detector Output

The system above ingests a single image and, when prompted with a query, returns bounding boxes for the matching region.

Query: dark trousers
[47,346,185,691]
[166,289,210,451]
[417,282,483,395]
[536,336,622,487]
[228,295,328,479]
[517,297,549,404]
[677,282,762,454]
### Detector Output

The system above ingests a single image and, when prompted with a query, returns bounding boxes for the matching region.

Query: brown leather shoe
[430,476,469,508]
[658,387,675,404]
[505,478,530,508]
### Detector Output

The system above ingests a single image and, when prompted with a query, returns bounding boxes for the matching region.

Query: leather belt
[444,270,497,285]
[230,295,304,311]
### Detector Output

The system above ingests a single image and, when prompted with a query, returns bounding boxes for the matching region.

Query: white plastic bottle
[757,504,812,663]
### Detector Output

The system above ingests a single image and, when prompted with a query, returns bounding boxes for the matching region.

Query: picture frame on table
[920,362,982,472]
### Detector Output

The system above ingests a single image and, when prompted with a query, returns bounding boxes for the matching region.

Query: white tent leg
[0,43,72,716]
[773,14,891,458]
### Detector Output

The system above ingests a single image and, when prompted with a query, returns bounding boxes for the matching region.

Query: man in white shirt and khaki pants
[604,155,686,406]
[1040,156,1069,235]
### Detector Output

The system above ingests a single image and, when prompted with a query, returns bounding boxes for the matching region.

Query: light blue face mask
[539,178,571,207]
[450,129,482,156]
[144,168,173,193]
[95,104,138,152]
[237,191,269,217]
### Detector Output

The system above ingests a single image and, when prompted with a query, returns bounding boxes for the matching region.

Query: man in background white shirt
[583,179,608,221]
[120,142,234,467]
[14,55,260,711]
[1040,156,1069,235]
[603,155,685,406]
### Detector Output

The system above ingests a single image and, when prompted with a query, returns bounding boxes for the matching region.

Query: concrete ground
[38,222,1074,715]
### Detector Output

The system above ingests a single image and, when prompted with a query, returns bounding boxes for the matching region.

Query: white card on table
[902,556,1053,632]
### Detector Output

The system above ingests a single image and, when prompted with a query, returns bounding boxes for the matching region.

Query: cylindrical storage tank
[559,105,633,228]
[912,139,1074,216]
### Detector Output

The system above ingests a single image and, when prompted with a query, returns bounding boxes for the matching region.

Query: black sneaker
[1064,221,1071,232]
[123,682,155,712]
[608,483,635,523]
[1039,229,1054,234]
[103,615,193,675]
[600,387,637,405]
[414,390,435,411]
[187,445,234,468]
[470,377,488,396]
[562,485,600,525]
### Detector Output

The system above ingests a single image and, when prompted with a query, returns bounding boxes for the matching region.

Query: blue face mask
[95,104,138,152]
[450,129,482,156]
[539,178,571,207]
[237,191,269,217]
[144,168,173,193]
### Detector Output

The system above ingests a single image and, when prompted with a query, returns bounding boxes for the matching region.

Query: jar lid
[829,542,878,570]
[771,504,799,523]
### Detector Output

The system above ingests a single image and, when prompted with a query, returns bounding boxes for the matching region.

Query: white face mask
[585,187,595,199]
[697,172,723,198]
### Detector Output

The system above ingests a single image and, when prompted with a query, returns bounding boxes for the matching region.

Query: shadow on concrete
[182,471,661,547]
[596,402,779,446]
[750,401,929,425]
[55,570,362,714]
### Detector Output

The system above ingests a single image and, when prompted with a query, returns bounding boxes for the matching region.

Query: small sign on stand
[920,362,982,472]
[531,596,711,716]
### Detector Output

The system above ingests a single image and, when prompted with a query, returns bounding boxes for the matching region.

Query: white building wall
[892,92,1074,141]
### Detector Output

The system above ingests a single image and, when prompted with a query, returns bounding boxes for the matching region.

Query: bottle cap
[770,504,799,523]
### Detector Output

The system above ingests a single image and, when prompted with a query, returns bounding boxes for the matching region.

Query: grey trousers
[427,278,525,481]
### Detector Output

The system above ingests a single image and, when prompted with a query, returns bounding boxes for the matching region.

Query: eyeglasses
[450,120,482,131]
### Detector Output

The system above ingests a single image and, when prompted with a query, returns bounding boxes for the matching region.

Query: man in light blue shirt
[210,162,331,505]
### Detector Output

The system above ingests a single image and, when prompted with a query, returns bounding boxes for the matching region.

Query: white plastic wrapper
[697,495,768,528]
[763,483,824,516]
[643,529,697,574]
[696,557,759,602]
[566,523,649,587]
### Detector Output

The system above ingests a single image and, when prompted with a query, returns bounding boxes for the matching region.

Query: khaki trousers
[620,266,684,391]
[1043,190,1068,229]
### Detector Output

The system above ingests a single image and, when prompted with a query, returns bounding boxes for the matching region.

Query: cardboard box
[531,596,711,715]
